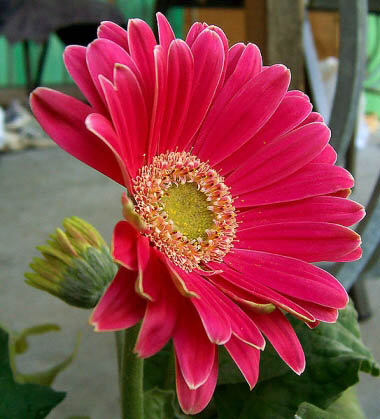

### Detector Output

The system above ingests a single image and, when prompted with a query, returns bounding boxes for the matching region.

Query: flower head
[25,217,117,308]
[30,14,364,414]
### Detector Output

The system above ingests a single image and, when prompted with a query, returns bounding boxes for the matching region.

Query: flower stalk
[120,325,144,419]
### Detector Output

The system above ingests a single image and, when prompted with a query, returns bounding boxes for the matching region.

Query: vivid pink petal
[286,89,310,101]
[86,38,141,103]
[217,93,312,175]
[135,252,180,357]
[158,40,194,153]
[30,88,126,186]
[112,220,139,270]
[224,42,245,82]
[97,21,129,52]
[63,46,106,114]
[128,18,157,113]
[208,25,229,88]
[237,196,365,229]
[185,22,209,47]
[249,309,305,374]
[228,123,330,194]
[194,65,290,165]
[178,29,225,150]
[85,112,132,189]
[225,249,348,308]
[236,222,361,263]
[209,269,315,323]
[290,297,339,323]
[90,267,145,331]
[234,163,354,207]
[136,236,162,301]
[174,300,216,389]
[172,268,232,345]
[204,44,263,153]
[157,12,176,51]
[176,350,218,415]
[335,246,363,262]
[311,144,337,164]
[330,189,352,198]
[104,63,149,173]
[147,45,167,161]
[223,42,262,87]
[225,334,261,389]
[298,111,324,126]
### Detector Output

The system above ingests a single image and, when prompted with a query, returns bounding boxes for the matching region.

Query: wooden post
[245,0,304,90]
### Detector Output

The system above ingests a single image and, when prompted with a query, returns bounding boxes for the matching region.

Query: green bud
[25,217,118,309]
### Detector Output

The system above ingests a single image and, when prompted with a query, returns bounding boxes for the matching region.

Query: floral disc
[133,151,238,271]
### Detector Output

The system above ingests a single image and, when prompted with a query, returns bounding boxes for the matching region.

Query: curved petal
[176,350,218,415]
[236,222,361,263]
[195,65,291,166]
[234,164,354,208]
[237,196,365,229]
[30,88,126,186]
[128,18,157,113]
[146,45,167,161]
[97,21,129,52]
[186,273,232,345]
[174,300,216,389]
[224,249,349,308]
[178,29,225,150]
[112,220,139,271]
[157,12,176,51]
[217,93,312,175]
[311,144,337,164]
[224,42,245,82]
[134,251,180,357]
[158,39,194,154]
[101,63,149,175]
[225,335,261,389]
[63,45,106,114]
[185,21,209,47]
[208,269,315,323]
[90,267,145,331]
[227,123,330,195]
[249,309,305,374]
[86,38,142,104]
[289,297,339,323]
[85,112,132,189]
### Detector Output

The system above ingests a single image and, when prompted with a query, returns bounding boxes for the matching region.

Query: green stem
[115,331,124,383]
[120,325,144,419]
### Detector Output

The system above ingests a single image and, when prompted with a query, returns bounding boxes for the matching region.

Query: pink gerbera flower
[30,14,364,414]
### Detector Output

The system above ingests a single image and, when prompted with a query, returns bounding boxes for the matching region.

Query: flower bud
[25,217,117,308]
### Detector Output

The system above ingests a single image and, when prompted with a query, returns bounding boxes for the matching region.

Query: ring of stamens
[133,151,238,271]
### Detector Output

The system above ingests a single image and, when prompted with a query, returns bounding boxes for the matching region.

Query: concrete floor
[1,135,379,418]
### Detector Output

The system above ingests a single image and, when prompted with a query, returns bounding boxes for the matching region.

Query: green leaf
[296,402,341,419]
[0,327,65,418]
[14,324,61,355]
[296,386,365,419]
[144,388,178,419]
[325,386,365,419]
[213,301,379,419]
[144,342,174,391]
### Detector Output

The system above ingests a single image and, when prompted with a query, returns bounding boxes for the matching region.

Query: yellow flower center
[133,151,237,271]
[161,183,214,241]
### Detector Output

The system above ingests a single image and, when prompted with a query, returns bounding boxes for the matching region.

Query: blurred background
[0,0,379,418]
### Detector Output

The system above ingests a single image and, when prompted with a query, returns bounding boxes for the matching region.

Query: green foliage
[142,301,378,418]
[0,327,66,418]
[213,301,379,419]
